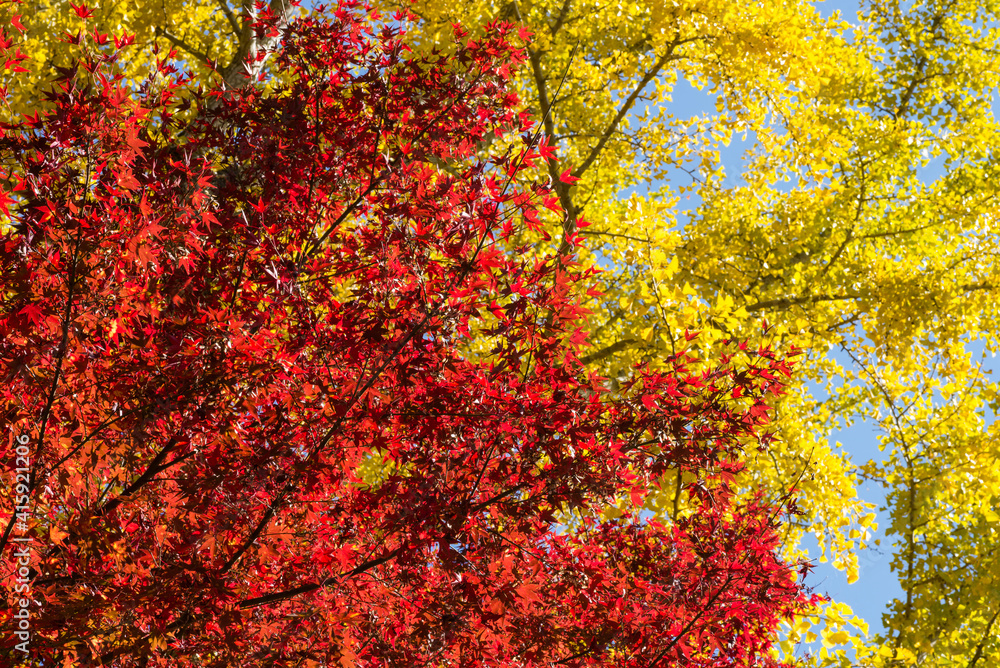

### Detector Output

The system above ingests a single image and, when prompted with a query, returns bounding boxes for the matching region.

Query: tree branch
[220,0,298,90]
[572,43,679,180]
[238,547,404,609]
[97,437,181,517]
[547,0,573,36]
[579,338,637,365]
[744,292,862,313]
[154,26,211,65]
[216,0,242,35]
[966,606,1000,668]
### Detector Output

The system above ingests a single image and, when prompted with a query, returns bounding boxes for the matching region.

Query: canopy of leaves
[0,3,815,666]
[367,0,1000,665]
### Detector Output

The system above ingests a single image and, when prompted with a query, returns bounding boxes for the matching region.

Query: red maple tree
[0,2,816,666]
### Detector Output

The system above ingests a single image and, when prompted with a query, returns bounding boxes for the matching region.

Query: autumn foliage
[0,2,814,665]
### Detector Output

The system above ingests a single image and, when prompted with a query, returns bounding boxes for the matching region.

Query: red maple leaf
[69,2,94,18]
[17,303,44,327]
